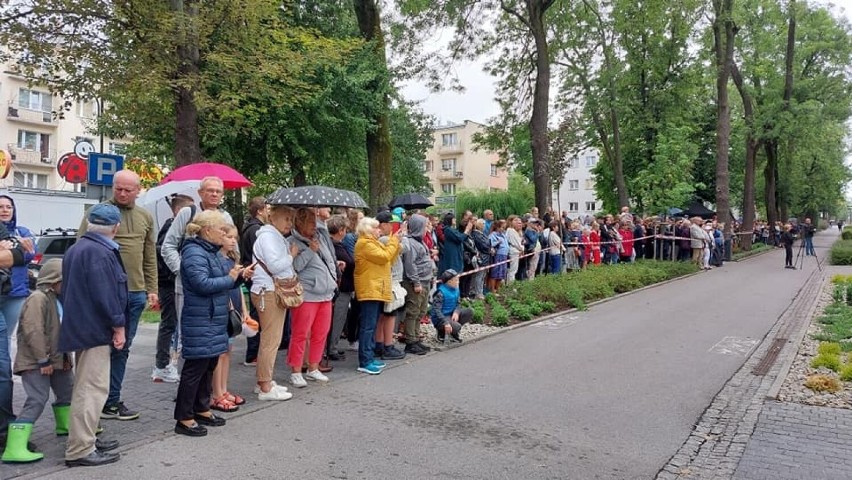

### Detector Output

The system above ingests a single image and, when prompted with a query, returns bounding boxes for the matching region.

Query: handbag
[227,299,242,338]
[255,257,304,309]
[383,283,407,313]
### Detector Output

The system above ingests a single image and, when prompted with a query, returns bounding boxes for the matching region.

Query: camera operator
[802,217,816,256]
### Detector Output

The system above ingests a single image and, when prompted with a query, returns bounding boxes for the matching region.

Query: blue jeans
[358,301,381,368]
[0,312,12,431]
[106,291,146,407]
[804,237,815,256]
[549,254,562,274]
[0,296,26,341]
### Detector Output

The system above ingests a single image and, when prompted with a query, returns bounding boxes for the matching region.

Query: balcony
[437,169,464,181]
[7,104,58,127]
[438,142,463,154]
[7,144,57,168]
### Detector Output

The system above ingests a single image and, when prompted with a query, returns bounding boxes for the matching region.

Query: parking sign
[87,153,124,186]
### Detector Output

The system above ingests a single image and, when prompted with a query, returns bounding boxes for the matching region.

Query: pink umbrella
[160,162,252,189]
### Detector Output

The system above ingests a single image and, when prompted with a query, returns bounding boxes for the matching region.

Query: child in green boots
[2,259,71,463]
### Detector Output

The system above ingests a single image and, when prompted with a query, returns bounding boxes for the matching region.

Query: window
[109,142,127,155]
[72,183,87,193]
[568,158,579,169]
[585,201,597,212]
[18,130,51,153]
[441,133,458,146]
[441,158,456,171]
[441,183,456,194]
[585,179,595,190]
[490,164,498,177]
[18,88,51,112]
[568,202,579,212]
[568,179,579,190]
[77,100,95,119]
[13,171,48,189]
[423,161,433,172]
[585,155,597,167]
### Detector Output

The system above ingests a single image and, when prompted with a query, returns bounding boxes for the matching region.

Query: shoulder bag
[227,299,242,338]
[255,257,304,309]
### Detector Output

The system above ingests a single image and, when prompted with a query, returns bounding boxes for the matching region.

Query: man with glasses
[78,170,157,422]
[160,176,234,370]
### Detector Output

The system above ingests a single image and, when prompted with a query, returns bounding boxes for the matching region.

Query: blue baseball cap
[88,204,121,226]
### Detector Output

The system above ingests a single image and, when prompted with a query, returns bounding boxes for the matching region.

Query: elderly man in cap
[60,204,126,467]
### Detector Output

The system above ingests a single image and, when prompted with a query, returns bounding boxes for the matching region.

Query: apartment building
[0,62,127,193]
[552,148,602,218]
[424,121,508,206]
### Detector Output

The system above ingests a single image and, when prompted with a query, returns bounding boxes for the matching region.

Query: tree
[713,0,735,239]
[396,0,559,214]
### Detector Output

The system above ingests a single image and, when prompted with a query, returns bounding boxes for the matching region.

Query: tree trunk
[353,0,393,211]
[764,140,779,226]
[171,0,204,166]
[527,0,552,214]
[731,62,757,251]
[712,0,735,241]
[778,0,796,222]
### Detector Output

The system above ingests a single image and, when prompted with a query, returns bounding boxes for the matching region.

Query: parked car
[31,228,79,269]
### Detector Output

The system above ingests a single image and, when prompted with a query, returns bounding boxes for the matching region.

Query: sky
[398,0,852,126]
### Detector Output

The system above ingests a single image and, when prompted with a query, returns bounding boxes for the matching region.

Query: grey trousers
[17,368,73,424]
[66,346,110,461]
[329,292,352,353]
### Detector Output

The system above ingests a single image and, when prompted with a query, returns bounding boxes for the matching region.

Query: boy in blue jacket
[430,270,473,343]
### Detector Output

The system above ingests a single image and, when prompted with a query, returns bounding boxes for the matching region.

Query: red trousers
[287,301,332,368]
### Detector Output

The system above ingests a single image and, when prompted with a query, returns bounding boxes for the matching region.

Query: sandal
[225,392,245,406]
[210,395,239,413]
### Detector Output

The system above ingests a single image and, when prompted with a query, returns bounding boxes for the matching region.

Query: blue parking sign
[88,153,124,186]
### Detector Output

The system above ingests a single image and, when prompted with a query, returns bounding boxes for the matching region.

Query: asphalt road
[36,233,831,480]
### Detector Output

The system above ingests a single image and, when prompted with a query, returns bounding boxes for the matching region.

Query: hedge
[830,239,852,265]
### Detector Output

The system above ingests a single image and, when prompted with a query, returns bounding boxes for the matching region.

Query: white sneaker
[305,369,329,383]
[290,373,308,388]
[257,387,293,401]
[253,381,288,394]
[347,341,359,351]
[152,367,179,383]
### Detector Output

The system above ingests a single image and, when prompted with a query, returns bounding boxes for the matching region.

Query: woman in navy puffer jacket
[174,211,242,437]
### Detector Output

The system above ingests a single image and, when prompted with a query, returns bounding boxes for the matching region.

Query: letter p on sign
[87,153,125,186]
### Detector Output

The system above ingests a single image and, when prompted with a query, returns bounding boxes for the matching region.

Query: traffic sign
[87,153,124,186]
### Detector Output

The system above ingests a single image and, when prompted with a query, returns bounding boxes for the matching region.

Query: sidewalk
[2,321,367,479]
[658,229,852,479]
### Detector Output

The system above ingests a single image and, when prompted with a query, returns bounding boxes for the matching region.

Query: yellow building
[0,61,126,193]
[424,120,508,207]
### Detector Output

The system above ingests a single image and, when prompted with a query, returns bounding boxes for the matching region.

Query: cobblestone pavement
[732,401,852,480]
[2,323,368,479]
[656,239,830,479]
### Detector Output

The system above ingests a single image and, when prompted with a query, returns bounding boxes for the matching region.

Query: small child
[430,269,473,343]
[2,259,70,463]
[210,225,252,412]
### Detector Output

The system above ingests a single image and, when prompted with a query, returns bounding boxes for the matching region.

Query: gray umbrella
[266,186,368,209]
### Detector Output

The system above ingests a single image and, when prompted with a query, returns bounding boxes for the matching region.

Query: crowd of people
[0,174,818,468]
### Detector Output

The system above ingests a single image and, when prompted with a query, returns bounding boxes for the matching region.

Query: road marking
[534,316,579,330]
[708,336,759,357]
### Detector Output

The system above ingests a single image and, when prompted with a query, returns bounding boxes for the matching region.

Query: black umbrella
[266,186,368,209]
[389,193,433,210]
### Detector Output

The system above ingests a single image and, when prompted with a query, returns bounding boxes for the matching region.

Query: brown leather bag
[255,258,304,309]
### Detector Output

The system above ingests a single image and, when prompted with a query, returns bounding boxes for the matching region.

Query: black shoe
[174,421,207,437]
[327,352,346,361]
[193,413,226,427]
[404,342,428,356]
[415,341,432,352]
[101,402,140,421]
[95,439,119,452]
[381,346,406,360]
[65,449,120,467]
[450,334,463,343]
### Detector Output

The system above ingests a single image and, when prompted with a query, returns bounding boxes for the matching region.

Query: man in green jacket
[79,170,157,422]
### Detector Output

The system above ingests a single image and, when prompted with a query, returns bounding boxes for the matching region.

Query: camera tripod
[793,236,822,272]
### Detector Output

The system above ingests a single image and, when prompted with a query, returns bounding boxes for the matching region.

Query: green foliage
[833,285,846,304]
[730,243,773,261]
[842,229,852,240]
[811,302,852,349]
[840,363,852,382]
[818,342,843,356]
[463,298,485,324]
[811,353,842,372]
[830,240,852,266]
[456,173,535,218]
[490,303,510,327]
